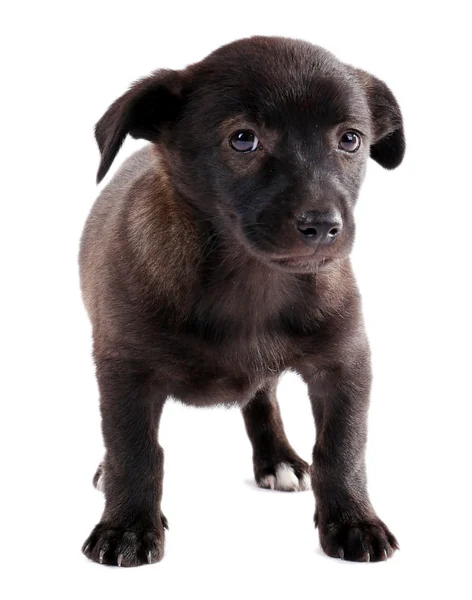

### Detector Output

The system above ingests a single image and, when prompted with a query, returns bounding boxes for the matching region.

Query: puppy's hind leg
[93,461,105,491]
[242,383,311,492]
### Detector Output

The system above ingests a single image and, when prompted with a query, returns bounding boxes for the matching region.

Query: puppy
[80,36,404,566]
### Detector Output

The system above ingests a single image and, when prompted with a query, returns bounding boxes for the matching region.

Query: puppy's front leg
[301,344,398,562]
[83,358,167,567]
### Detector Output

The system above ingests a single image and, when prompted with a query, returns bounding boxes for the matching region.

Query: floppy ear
[356,69,405,169]
[95,69,183,183]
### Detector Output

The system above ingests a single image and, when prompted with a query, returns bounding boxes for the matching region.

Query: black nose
[296,211,342,246]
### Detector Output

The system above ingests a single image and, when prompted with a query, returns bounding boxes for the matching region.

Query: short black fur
[80,36,404,567]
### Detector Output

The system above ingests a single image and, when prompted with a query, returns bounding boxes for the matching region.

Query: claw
[383,549,389,560]
[99,549,105,564]
[339,548,344,560]
[82,543,90,554]
[365,552,370,563]
[117,554,123,567]
[147,550,152,564]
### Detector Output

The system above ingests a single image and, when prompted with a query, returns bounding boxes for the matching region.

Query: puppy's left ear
[355,69,405,169]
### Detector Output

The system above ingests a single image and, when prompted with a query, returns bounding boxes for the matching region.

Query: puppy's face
[95,37,405,272]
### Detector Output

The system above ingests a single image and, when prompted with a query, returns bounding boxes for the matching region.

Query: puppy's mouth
[228,216,343,272]
[267,252,333,272]
[241,237,339,272]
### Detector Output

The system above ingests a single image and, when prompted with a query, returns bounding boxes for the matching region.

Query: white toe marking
[258,463,311,492]
[299,472,312,491]
[275,463,301,490]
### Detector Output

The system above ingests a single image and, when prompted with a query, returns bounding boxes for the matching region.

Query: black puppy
[80,36,404,566]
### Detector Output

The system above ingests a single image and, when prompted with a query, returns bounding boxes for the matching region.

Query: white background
[1,1,471,598]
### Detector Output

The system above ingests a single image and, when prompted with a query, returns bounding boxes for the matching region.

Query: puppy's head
[95,37,405,272]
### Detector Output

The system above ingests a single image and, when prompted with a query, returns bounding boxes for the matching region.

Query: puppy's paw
[318,518,399,562]
[82,518,167,567]
[257,461,311,492]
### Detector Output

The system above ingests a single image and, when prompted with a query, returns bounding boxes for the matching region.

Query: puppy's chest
[167,326,301,407]
[177,302,315,376]
[153,277,328,405]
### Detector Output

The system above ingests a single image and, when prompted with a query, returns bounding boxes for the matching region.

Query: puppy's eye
[339,131,361,153]
[229,130,261,152]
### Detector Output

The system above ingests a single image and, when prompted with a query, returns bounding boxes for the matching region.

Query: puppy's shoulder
[123,146,201,302]
[81,145,200,320]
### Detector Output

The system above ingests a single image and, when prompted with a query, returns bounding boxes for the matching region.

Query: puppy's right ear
[95,69,183,183]
[355,69,405,170]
